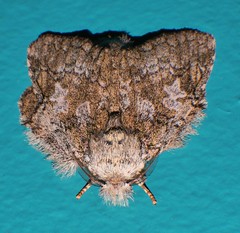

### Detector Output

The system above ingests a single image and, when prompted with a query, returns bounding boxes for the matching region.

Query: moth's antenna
[76,180,92,199]
[138,182,157,205]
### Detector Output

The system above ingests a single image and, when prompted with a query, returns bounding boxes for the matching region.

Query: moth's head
[75,128,157,206]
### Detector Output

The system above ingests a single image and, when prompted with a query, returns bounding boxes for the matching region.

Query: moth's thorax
[88,129,145,184]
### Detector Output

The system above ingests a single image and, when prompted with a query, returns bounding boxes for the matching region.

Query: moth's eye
[118,140,123,145]
[106,140,113,145]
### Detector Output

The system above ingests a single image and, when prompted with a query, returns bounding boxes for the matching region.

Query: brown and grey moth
[19,29,216,206]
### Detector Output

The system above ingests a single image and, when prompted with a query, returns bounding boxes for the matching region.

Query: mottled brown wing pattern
[19,29,215,184]
[19,32,110,175]
[121,30,215,158]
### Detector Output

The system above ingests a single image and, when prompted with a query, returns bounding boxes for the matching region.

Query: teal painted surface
[0,1,239,232]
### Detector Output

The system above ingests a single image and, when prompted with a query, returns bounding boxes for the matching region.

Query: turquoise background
[1,0,240,232]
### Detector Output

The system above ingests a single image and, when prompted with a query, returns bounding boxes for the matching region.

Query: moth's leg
[138,182,157,205]
[76,180,92,199]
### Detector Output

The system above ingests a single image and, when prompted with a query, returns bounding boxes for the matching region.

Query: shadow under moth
[19,29,215,206]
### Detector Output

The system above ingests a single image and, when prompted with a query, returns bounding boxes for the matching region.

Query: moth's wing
[121,30,216,158]
[19,31,109,176]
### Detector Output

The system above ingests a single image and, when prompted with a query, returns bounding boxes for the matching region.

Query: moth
[19,29,215,206]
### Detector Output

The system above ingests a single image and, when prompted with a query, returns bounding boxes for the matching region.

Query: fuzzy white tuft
[26,130,78,177]
[100,182,133,206]
[24,103,80,177]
